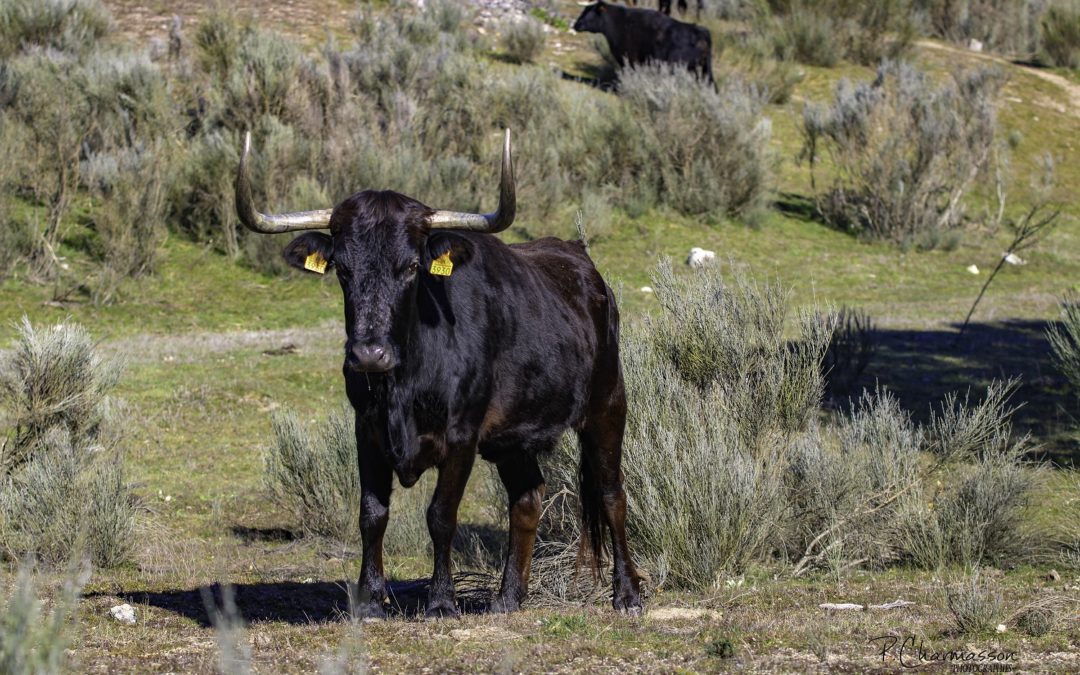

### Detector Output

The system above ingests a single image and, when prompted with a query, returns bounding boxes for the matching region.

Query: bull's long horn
[235,131,333,233]
[427,129,516,233]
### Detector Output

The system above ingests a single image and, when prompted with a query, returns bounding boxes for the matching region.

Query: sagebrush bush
[802,62,1004,249]
[913,0,1049,59]
[945,571,1005,635]
[0,320,135,567]
[500,18,546,64]
[618,64,773,218]
[1041,2,1080,67]
[264,408,431,557]
[1047,293,1080,399]
[0,564,85,675]
[764,0,915,67]
[0,0,112,58]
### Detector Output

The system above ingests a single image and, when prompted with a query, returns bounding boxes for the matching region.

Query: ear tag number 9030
[430,252,454,277]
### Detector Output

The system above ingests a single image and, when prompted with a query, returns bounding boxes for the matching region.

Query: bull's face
[281,196,430,373]
[573,1,607,33]
[233,130,516,374]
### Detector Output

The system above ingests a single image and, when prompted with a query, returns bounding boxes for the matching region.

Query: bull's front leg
[354,428,393,619]
[425,447,475,618]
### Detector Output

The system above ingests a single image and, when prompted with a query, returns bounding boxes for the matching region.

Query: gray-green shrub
[764,0,916,67]
[801,62,1004,249]
[0,320,135,567]
[1047,293,1080,398]
[500,18,546,65]
[913,0,1049,60]
[618,64,773,218]
[1042,2,1080,69]
[0,0,112,58]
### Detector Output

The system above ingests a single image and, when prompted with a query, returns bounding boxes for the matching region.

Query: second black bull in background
[233,129,643,617]
[575,0,714,82]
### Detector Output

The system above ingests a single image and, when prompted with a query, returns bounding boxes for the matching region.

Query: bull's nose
[347,343,395,373]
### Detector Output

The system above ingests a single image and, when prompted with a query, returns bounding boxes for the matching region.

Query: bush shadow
[834,318,1077,466]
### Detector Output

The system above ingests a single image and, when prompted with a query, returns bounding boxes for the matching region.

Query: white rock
[1003,252,1025,265]
[996,624,1007,634]
[640,286,654,293]
[687,247,717,268]
[110,604,137,625]
[966,265,980,275]
[969,39,984,53]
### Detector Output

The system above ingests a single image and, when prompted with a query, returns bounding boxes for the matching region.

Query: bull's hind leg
[490,455,545,613]
[425,449,475,618]
[580,375,643,614]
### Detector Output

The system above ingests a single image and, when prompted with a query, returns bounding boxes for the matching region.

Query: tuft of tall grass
[820,306,877,400]
[0,320,135,568]
[0,563,86,675]
[763,0,915,67]
[945,570,1005,635]
[801,62,1004,249]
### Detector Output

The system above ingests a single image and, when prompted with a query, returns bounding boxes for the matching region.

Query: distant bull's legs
[425,448,476,618]
[581,377,643,613]
[354,426,393,619]
[490,456,545,613]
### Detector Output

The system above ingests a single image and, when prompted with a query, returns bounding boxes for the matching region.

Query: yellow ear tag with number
[304,251,328,274]
[429,251,453,277]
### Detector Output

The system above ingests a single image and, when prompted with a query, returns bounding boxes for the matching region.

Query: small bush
[0,320,135,567]
[945,571,1005,635]
[500,18,546,65]
[913,0,1048,60]
[264,408,431,557]
[1040,2,1080,68]
[0,564,86,675]
[764,0,915,67]
[0,0,112,58]
[83,143,170,302]
[1048,294,1080,399]
[618,64,774,218]
[802,62,1004,249]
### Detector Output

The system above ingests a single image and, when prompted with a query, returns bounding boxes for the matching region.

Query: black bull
[233,130,643,617]
[574,0,713,82]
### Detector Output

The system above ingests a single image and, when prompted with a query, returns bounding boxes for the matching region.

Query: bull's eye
[407,260,420,275]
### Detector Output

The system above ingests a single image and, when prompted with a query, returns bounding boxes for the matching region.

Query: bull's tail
[577,434,605,576]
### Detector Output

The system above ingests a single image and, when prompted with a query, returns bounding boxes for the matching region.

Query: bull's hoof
[352,601,387,621]
[612,590,643,616]
[424,600,459,619]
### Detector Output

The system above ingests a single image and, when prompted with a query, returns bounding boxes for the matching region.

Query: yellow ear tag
[304,251,328,274]
[429,251,453,277]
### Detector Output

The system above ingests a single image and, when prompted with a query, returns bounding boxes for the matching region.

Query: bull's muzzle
[347,343,396,373]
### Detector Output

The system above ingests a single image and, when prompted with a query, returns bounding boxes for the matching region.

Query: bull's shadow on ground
[842,318,1078,466]
[109,573,496,627]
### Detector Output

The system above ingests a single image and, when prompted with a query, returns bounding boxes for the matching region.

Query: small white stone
[110,604,137,625]
[1002,252,1025,265]
[968,39,984,53]
[996,624,1007,634]
[966,265,980,275]
[640,286,654,293]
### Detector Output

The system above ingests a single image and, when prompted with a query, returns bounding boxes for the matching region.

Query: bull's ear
[424,232,475,275]
[283,232,334,275]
